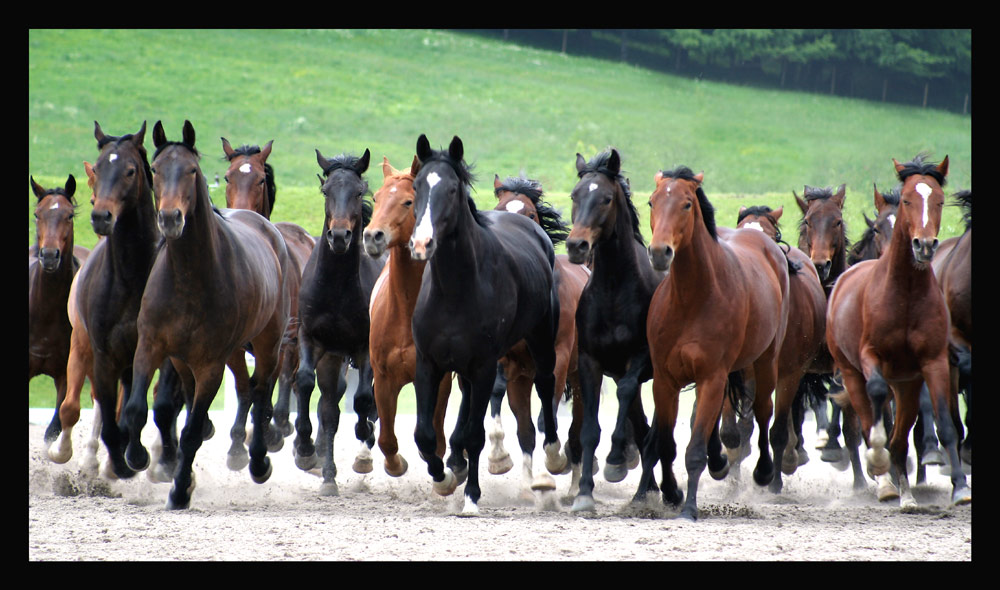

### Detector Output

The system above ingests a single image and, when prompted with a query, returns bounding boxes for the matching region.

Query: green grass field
[29,29,972,412]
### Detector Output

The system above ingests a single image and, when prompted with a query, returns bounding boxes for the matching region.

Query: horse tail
[725,370,753,419]
[827,373,851,409]
[797,372,833,407]
[778,241,802,276]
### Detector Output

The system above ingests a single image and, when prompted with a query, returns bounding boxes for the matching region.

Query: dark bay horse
[292,147,384,496]
[563,149,662,512]
[407,134,563,514]
[642,167,790,520]
[74,121,160,481]
[220,137,316,461]
[735,205,828,493]
[29,175,90,444]
[363,155,453,478]
[826,155,971,507]
[490,173,590,497]
[121,120,292,509]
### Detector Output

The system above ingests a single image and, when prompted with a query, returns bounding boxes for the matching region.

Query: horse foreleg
[413,358,455,496]
[604,354,651,483]
[224,353,252,470]
[292,340,319,472]
[447,376,472,484]
[167,370,221,510]
[570,352,603,512]
[48,372,76,463]
[458,366,497,516]
[314,354,345,496]
[351,357,376,475]
[487,363,513,476]
[375,372,407,477]
[925,359,971,505]
[148,360,186,484]
[271,336,298,438]
[44,374,67,444]
[681,374,728,521]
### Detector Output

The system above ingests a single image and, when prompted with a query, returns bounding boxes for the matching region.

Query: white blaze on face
[888,214,896,228]
[915,182,932,227]
[588,182,598,193]
[49,201,60,210]
[744,221,764,233]
[505,200,526,214]
[412,172,441,244]
[239,163,252,174]
[109,153,118,163]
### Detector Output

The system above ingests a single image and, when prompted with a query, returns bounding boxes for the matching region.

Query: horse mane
[224,144,277,214]
[580,150,644,245]
[737,205,782,241]
[797,185,850,248]
[952,189,972,232]
[896,153,948,187]
[419,145,489,228]
[847,185,899,265]
[320,153,374,226]
[98,132,154,188]
[496,175,570,246]
[661,166,717,241]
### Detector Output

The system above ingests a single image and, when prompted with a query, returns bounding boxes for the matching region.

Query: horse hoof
[265,429,284,454]
[294,451,318,472]
[900,494,918,509]
[865,448,890,478]
[544,441,568,475]
[530,473,557,492]
[876,477,899,502]
[662,488,683,508]
[353,455,374,474]
[710,457,731,481]
[147,463,174,484]
[820,447,845,463]
[921,448,946,466]
[165,496,190,511]
[227,445,250,471]
[571,494,596,512]
[125,444,150,472]
[460,496,480,516]
[952,485,972,506]
[814,430,829,449]
[384,455,408,477]
[452,465,469,486]
[433,470,458,496]
[47,442,72,465]
[603,461,628,483]
[960,444,972,466]
[678,507,698,522]
[752,465,773,486]
[768,477,783,495]
[625,443,641,470]
[202,419,215,441]
[250,458,273,484]
[781,450,799,475]
[275,420,294,438]
[797,447,809,466]
[320,481,340,497]
[488,455,514,475]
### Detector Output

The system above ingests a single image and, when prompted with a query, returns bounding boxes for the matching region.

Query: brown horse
[932,189,971,465]
[735,205,828,494]
[490,174,590,497]
[827,155,970,508]
[120,120,292,509]
[362,156,453,478]
[220,137,316,459]
[29,174,90,445]
[642,167,790,521]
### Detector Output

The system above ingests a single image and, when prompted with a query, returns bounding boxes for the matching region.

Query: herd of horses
[29,121,971,519]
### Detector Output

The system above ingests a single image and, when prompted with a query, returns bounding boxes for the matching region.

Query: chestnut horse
[362,155,453,478]
[735,205,828,494]
[292,148,384,496]
[121,120,292,510]
[642,167,790,521]
[564,149,662,512]
[220,137,316,462]
[407,135,564,515]
[490,173,590,497]
[827,155,971,507]
[29,175,90,444]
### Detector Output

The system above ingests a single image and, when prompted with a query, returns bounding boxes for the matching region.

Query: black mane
[496,175,570,246]
[662,166,717,241]
[896,154,948,187]
[952,189,972,232]
[420,145,488,228]
[580,150,643,245]
[320,153,373,226]
[737,205,782,242]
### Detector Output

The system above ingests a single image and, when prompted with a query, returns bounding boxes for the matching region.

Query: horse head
[90,121,150,236]
[222,138,275,219]
[363,155,420,258]
[316,147,371,254]
[30,174,77,272]
[646,167,712,272]
[410,134,473,261]
[150,120,207,240]
[737,205,783,242]
[566,149,628,265]
[893,155,949,265]
[795,183,846,281]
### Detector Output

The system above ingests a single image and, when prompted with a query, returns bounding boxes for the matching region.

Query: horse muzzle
[565,238,592,265]
[912,238,939,264]
[37,247,61,272]
[409,236,434,261]
[326,228,353,254]
[362,229,387,258]
[647,244,674,272]
[91,209,115,236]
[157,209,185,239]
[812,259,832,282]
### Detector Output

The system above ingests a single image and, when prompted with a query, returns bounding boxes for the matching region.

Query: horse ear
[260,140,273,163]
[94,121,105,143]
[382,156,394,179]
[863,212,875,229]
[316,149,330,172]
[794,190,808,215]
[772,206,783,221]
[832,184,846,208]
[892,158,904,174]
[29,176,46,200]
[607,149,621,174]
[133,121,147,147]
[84,162,95,187]
[65,175,76,198]
[693,172,704,184]
[448,136,463,163]
[221,137,234,159]
[937,155,949,179]
[182,120,196,148]
[873,183,888,213]
[357,148,370,174]
[494,174,503,193]
[654,170,664,183]
[152,121,167,149]
[575,153,586,174]
[738,205,747,216]
[416,134,432,163]
[409,155,421,176]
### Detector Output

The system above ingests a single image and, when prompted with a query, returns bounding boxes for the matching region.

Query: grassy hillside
[28,29,972,410]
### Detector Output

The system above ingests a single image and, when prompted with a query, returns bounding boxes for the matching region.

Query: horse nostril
[374,230,385,244]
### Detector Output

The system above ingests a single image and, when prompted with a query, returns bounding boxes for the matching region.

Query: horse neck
[665,218,726,299]
[387,240,426,302]
[880,215,936,289]
[164,184,223,280]
[107,185,159,286]
[590,205,649,286]
[317,216,363,276]
[426,202,490,298]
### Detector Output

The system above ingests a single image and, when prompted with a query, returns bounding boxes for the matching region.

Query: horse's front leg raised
[167,368,223,510]
[604,354,651,483]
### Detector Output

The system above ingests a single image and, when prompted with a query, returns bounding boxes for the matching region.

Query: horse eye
[126,168,135,177]
[683,202,692,210]
[602,196,612,205]
[224,176,229,184]
[404,200,413,207]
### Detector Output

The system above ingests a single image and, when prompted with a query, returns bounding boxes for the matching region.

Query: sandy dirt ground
[28,391,972,562]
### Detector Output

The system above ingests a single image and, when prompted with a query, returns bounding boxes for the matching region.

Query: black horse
[292,148,385,496]
[408,134,564,514]
[562,149,662,512]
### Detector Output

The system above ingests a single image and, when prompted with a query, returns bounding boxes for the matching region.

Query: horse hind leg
[271,336,298,438]
[225,353,253,471]
[487,363,514,475]
[48,373,75,464]
[351,357,377,475]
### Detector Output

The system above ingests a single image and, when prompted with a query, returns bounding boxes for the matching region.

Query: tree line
[472,29,971,115]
